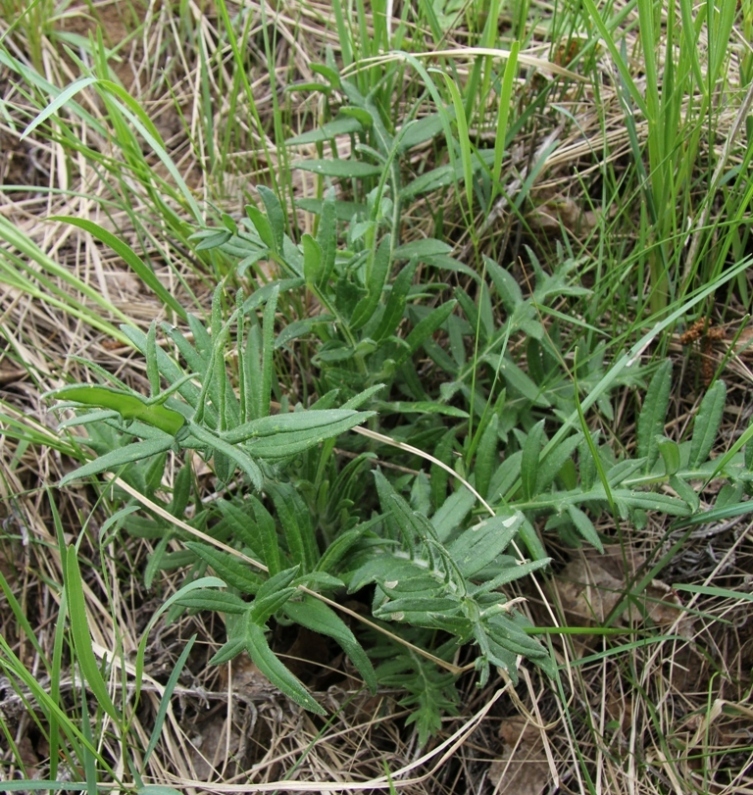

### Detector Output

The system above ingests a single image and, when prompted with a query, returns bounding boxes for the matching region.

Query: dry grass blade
[158,684,508,792]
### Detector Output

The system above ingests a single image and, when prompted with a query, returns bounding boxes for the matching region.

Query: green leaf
[293,159,383,178]
[186,424,263,489]
[249,567,300,624]
[566,505,603,552]
[377,400,468,418]
[209,637,245,665]
[488,451,522,502]
[372,260,417,342]
[144,535,169,589]
[472,557,550,592]
[474,414,499,499]
[308,63,340,88]
[174,589,249,614]
[395,113,446,152]
[315,519,378,573]
[245,204,277,252]
[485,258,523,309]
[745,431,753,472]
[244,619,325,714]
[657,436,681,475]
[214,501,261,558]
[286,116,363,145]
[393,238,452,260]
[294,571,344,592]
[689,380,726,467]
[145,321,160,399]
[431,486,476,541]
[141,634,196,768]
[518,517,548,561]
[350,234,392,330]
[60,436,174,486]
[267,482,318,572]
[374,470,438,546]
[341,383,386,409]
[302,233,323,285]
[485,614,548,658]
[441,72,473,213]
[298,197,365,222]
[283,597,377,691]
[637,360,672,470]
[377,595,459,619]
[448,511,524,577]
[316,188,337,286]
[536,432,582,493]
[223,409,374,458]
[184,542,263,594]
[606,458,646,487]
[492,42,519,186]
[609,489,692,516]
[257,185,286,253]
[401,162,455,198]
[339,106,373,127]
[396,300,457,366]
[168,462,191,518]
[21,75,97,138]
[669,475,701,512]
[520,420,545,501]
[194,229,231,251]
[674,583,753,602]
[249,496,283,575]
[64,547,119,722]
[348,554,435,595]
[259,285,279,419]
[50,385,186,436]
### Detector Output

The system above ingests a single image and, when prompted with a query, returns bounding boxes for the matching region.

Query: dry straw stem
[158,684,508,793]
[342,46,587,82]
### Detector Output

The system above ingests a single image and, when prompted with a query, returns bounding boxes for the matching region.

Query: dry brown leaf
[552,548,693,636]
[105,270,142,297]
[188,712,239,781]
[489,717,551,795]
[16,735,40,778]
[526,197,601,236]
[218,655,279,700]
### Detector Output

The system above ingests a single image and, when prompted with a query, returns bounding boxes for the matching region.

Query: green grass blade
[63,547,119,722]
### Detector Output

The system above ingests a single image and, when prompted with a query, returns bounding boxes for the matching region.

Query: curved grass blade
[51,217,187,320]
[63,547,119,722]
